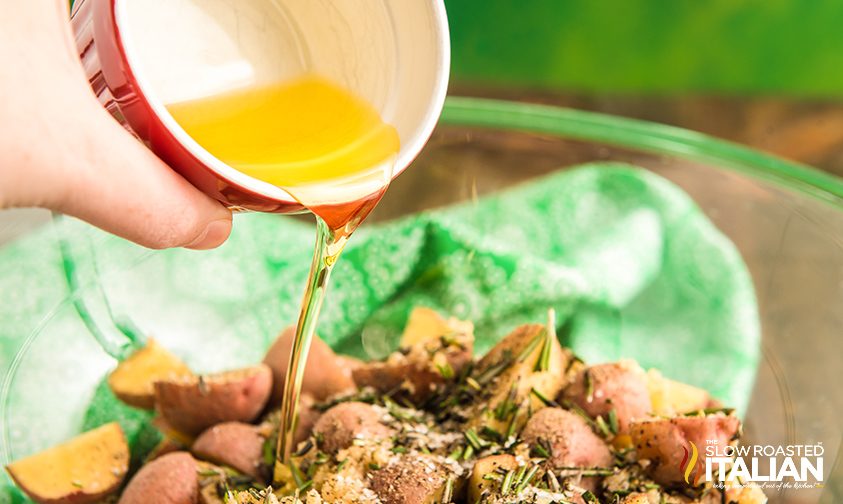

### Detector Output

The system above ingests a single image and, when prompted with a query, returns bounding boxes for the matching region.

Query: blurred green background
[445,0,843,97]
[443,0,843,177]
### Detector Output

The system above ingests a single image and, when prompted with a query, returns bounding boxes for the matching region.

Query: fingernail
[185,219,232,250]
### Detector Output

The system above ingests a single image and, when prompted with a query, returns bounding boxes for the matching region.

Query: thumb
[55,109,233,250]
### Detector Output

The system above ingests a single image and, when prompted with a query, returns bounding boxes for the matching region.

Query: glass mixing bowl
[2,98,841,504]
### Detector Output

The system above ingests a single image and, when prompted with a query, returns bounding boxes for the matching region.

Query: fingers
[55,108,233,250]
[0,0,233,250]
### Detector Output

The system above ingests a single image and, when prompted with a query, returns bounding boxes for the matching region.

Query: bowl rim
[441,97,843,209]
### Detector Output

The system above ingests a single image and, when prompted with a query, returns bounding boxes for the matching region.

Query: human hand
[0,0,232,250]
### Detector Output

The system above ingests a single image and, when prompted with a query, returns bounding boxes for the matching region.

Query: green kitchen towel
[0,164,759,501]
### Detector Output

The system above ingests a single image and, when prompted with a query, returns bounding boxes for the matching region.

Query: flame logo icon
[679,441,699,485]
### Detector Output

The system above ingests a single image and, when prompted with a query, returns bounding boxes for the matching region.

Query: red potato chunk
[154,365,272,436]
[561,361,652,434]
[312,402,393,454]
[630,414,741,486]
[294,394,322,448]
[5,423,128,504]
[369,455,456,504]
[520,407,613,469]
[263,327,356,406]
[118,452,198,504]
[192,422,266,480]
[352,308,474,405]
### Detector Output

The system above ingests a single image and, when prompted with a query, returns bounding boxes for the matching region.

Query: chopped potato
[107,338,192,409]
[646,369,713,416]
[154,364,272,436]
[119,452,198,504]
[468,323,573,435]
[353,308,474,404]
[5,422,128,504]
[468,454,518,502]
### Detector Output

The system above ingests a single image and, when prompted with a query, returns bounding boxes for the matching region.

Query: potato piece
[146,437,186,462]
[152,415,196,447]
[352,309,474,405]
[468,454,518,503]
[192,422,267,480]
[620,493,657,504]
[630,413,741,486]
[294,394,322,447]
[646,369,713,417]
[400,307,473,347]
[155,364,272,436]
[369,455,457,504]
[263,327,356,405]
[312,402,393,454]
[520,407,613,469]
[5,422,129,504]
[561,361,651,434]
[118,452,198,504]
[468,324,573,434]
[108,339,192,409]
[198,471,226,504]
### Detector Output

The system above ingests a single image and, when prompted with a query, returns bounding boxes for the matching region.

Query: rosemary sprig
[560,399,600,431]
[465,428,490,451]
[514,464,540,494]
[582,490,600,503]
[442,478,454,503]
[595,415,612,438]
[683,407,735,417]
[531,437,553,459]
[436,361,455,380]
[556,466,615,477]
[545,469,561,492]
[476,351,514,385]
[289,461,308,490]
[480,426,504,443]
[608,409,619,435]
[500,469,515,494]
[535,308,557,372]
[530,387,560,407]
[517,333,544,362]
[493,382,519,421]
[584,369,594,402]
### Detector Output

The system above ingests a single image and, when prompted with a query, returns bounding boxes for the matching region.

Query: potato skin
[520,407,613,469]
[294,394,322,447]
[646,370,714,417]
[630,414,741,486]
[469,324,574,434]
[108,339,192,410]
[155,365,272,436]
[312,402,392,454]
[561,361,651,434]
[468,455,518,503]
[352,310,473,405]
[6,422,128,504]
[369,455,453,504]
[118,452,198,504]
[263,327,356,406]
[192,423,266,480]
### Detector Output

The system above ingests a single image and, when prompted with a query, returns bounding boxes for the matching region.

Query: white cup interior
[116,0,450,203]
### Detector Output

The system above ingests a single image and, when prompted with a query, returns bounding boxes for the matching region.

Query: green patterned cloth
[0,164,759,502]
